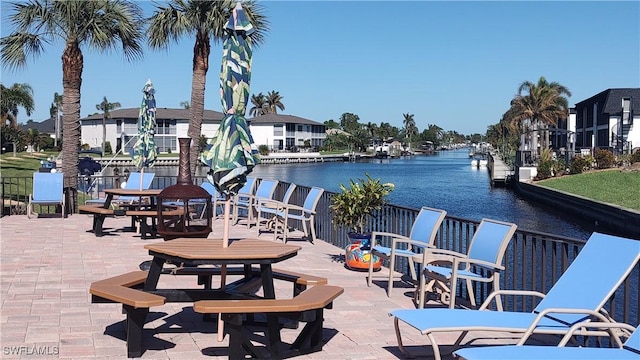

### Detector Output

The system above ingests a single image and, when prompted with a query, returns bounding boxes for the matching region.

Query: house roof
[21,118,55,133]
[82,107,225,121]
[574,88,640,115]
[249,113,324,126]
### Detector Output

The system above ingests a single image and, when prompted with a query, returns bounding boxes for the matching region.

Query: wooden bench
[89,271,166,358]
[125,208,184,239]
[194,285,344,359]
[79,204,123,236]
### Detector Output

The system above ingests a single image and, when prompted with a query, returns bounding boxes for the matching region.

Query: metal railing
[2,174,638,326]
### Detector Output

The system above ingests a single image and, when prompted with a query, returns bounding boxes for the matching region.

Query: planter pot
[345,232,382,271]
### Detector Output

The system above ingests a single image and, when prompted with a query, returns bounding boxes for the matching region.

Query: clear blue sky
[2,1,639,135]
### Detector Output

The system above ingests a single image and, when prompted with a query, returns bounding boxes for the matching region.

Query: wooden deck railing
[2,174,638,326]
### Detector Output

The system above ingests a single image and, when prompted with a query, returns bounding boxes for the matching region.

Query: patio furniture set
[27,172,640,358]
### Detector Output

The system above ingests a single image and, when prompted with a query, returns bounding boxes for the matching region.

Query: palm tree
[265,90,285,114]
[147,0,269,174]
[402,113,418,150]
[180,101,190,109]
[52,92,63,147]
[249,92,267,117]
[508,76,571,154]
[96,97,121,156]
[0,83,34,127]
[1,0,144,203]
[25,128,47,152]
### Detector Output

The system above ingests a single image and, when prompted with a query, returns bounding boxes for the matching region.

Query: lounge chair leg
[387,256,396,297]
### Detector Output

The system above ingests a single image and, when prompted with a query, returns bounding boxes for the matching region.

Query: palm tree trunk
[187,37,210,176]
[62,42,83,213]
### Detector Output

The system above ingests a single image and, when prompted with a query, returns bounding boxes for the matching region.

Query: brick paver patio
[1,213,530,359]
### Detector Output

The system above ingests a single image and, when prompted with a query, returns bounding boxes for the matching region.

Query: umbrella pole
[135,167,145,234]
[218,196,232,341]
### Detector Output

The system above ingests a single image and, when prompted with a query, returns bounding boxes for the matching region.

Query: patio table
[143,237,302,355]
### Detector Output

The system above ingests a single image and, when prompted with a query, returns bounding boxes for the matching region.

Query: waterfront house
[80,108,224,154]
[573,88,639,154]
[248,113,326,152]
[79,109,327,154]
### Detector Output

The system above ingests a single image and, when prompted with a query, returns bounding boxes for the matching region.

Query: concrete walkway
[1,213,527,359]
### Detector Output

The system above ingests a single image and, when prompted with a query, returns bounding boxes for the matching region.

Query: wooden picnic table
[90,238,345,358]
[143,237,302,297]
[79,188,172,237]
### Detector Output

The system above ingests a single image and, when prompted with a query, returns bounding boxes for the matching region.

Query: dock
[488,153,514,186]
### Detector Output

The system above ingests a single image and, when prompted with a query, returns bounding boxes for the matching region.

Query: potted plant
[330,173,394,270]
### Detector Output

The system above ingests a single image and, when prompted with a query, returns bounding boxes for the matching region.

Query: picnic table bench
[89,271,166,358]
[79,204,184,238]
[194,284,344,359]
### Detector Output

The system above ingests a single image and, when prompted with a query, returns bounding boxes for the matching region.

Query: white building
[80,108,326,153]
[249,114,326,151]
[81,108,224,154]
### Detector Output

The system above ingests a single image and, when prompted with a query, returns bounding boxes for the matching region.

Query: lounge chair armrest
[259,199,287,210]
[557,321,636,347]
[478,289,546,310]
[454,258,505,271]
[371,231,407,240]
[282,203,313,213]
[517,308,622,345]
[369,232,409,248]
[423,248,467,259]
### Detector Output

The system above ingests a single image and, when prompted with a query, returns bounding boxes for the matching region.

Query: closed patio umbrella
[200,2,259,341]
[201,2,259,246]
[131,79,158,189]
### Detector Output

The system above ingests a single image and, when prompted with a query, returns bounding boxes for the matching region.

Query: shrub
[631,149,640,164]
[330,173,394,234]
[594,148,615,169]
[258,144,270,156]
[552,159,566,177]
[569,155,590,174]
[536,160,553,180]
[104,141,113,155]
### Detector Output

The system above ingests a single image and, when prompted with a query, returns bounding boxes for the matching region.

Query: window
[622,98,631,125]
[274,124,283,136]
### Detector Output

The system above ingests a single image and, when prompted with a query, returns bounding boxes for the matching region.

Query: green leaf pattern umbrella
[201,2,259,197]
[131,79,158,171]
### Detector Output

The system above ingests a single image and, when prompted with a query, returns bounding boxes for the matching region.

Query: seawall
[513,179,640,239]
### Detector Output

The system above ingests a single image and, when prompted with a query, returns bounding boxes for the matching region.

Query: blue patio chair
[274,187,324,243]
[256,182,297,240]
[231,176,256,224]
[367,206,447,299]
[416,218,517,309]
[233,178,278,228]
[198,181,225,219]
[454,321,640,360]
[389,232,640,360]
[85,171,155,206]
[27,172,65,219]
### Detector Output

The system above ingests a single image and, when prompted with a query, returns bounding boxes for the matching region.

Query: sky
[1,1,639,135]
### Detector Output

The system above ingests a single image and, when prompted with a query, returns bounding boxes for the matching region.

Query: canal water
[105,148,595,240]
[249,149,595,240]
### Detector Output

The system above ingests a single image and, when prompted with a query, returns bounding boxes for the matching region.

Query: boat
[375,143,390,158]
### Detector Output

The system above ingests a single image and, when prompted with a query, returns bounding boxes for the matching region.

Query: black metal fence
[2,174,638,326]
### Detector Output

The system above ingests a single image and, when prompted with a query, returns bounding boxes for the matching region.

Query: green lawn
[536,170,640,211]
[0,151,56,178]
